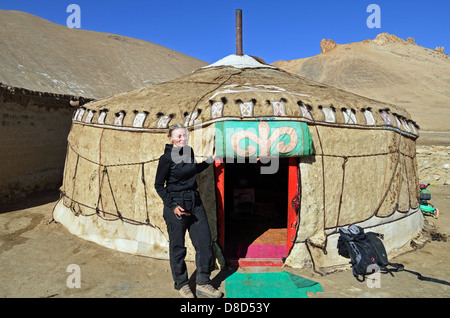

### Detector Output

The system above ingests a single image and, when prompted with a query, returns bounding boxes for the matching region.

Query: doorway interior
[223,158,290,265]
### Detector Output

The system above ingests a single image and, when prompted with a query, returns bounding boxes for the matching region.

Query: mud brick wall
[0,84,91,204]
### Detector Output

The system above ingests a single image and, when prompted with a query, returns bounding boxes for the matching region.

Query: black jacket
[154,144,213,209]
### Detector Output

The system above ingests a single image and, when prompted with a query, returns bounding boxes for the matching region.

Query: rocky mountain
[0,10,208,99]
[273,33,450,133]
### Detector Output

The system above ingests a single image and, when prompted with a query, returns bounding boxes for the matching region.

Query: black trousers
[163,191,213,290]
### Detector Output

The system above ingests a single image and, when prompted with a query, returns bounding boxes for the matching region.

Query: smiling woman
[168,123,188,148]
[154,122,221,298]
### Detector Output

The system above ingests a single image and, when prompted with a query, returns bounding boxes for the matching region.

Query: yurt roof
[78,54,419,136]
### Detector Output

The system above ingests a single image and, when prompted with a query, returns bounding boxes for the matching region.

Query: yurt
[53,51,423,270]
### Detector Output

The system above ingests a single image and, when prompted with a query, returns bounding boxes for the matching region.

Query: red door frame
[214,158,299,266]
[214,160,225,251]
[287,157,299,254]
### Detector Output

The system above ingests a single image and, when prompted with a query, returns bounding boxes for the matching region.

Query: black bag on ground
[337,225,381,282]
[338,224,450,286]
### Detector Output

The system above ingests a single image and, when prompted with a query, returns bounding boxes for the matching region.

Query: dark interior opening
[224,158,289,260]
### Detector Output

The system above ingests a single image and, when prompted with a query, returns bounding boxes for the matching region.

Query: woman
[154,123,222,298]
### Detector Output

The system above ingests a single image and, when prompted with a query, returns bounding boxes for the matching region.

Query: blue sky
[1,0,449,64]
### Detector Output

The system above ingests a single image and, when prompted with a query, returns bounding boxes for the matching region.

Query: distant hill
[0,10,208,99]
[273,33,450,132]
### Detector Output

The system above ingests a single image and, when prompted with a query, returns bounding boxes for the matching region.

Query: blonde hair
[168,123,186,138]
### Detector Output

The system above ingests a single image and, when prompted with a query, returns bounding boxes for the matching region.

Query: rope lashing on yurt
[315,147,417,232]
[141,162,151,225]
[103,165,124,221]
[301,101,328,254]
[61,141,162,229]
[290,101,418,267]
[70,154,79,207]
[67,142,160,167]
[335,156,349,237]
[185,69,244,125]
[98,128,105,217]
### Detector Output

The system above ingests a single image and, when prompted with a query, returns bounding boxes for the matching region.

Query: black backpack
[338,224,450,286]
[337,225,382,281]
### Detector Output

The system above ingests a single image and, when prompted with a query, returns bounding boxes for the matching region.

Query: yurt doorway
[215,157,298,266]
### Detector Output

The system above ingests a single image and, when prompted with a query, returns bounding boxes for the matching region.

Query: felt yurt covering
[53,55,423,270]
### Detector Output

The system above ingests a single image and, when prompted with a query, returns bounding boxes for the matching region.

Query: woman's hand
[174,206,187,216]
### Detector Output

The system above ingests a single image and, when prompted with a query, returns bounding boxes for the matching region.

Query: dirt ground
[0,182,449,300]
